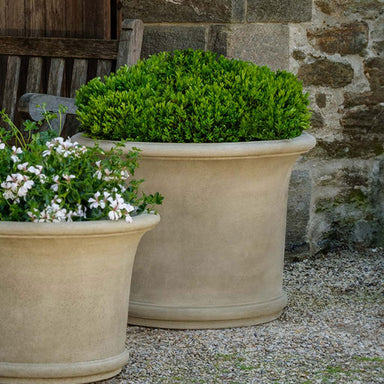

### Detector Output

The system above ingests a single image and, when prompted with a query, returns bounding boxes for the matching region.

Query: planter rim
[0,212,160,238]
[73,132,316,159]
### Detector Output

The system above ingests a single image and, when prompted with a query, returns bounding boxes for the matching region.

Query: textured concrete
[214,24,290,70]
[247,0,312,22]
[0,214,159,383]
[76,133,315,329]
[141,25,206,59]
[122,0,239,23]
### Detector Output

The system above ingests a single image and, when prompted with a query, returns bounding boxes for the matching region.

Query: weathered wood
[19,93,77,134]
[1,0,25,36]
[45,0,66,38]
[65,1,83,38]
[26,57,43,93]
[3,56,21,120]
[70,59,88,97]
[83,0,111,39]
[0,36,119,60]
[47,58,65,95]
[19,93,77,121]
[96,59,113,79]
[117,19,144,68]
[25,0,46,37]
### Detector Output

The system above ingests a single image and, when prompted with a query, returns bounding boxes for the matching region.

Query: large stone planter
[75,132,316,329]
[0,213,159,383]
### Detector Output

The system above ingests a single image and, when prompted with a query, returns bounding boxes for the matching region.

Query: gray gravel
[99,249,384,384]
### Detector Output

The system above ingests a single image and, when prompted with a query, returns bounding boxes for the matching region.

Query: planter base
[129,293,287,329]
[0,350,129,384]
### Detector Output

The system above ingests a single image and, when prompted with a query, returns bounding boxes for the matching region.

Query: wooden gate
[0,0,121,125]
[0,0,120,38]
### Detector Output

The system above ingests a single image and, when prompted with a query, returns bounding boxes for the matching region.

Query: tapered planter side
[75,133,316,329]
[0,213,159,384]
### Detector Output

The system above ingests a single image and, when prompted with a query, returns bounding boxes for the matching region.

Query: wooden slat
[26,57,43,93]
[65,0,83,38]
[0,1,6,35]
[0,36,119,59]
[117,19,144,68]
[2,0,25,36]
[82,0,111,39]
[70,59,88,97]
[45,0,66,37]
[47,58,65,95]
[96,59,113,79]
[25,0,46,37]
[2,56,21,120]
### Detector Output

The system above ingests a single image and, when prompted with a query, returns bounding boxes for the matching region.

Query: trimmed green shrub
[76,49,311,143]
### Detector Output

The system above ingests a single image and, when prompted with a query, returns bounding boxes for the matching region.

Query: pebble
[98,249,384,384]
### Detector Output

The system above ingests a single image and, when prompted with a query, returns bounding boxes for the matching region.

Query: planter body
[75,133,316,329]
[0,214,159,384]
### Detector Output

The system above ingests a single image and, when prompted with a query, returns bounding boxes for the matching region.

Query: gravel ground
[99,249,384,384]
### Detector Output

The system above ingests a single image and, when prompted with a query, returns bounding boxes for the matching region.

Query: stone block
[364,57,384,91]
[286,169,312,253]
[341,104,384,140]
[208,24,290,70]
[311,110,325,128]
[307,21,368,55]
[297,58,354,88]
[344,90,384,108]
[315,0,384,19]
[247,0,312,22]
[141,26,206,58]
[309,138,384,159]
[373,41,384,56]
[316,93,327,108]
[122,0,246,23]
[292,50,306,61]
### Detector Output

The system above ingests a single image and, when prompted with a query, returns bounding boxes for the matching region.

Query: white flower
[27,209,39,222]
[107,199,123,221]
[17,179,34,197]
[11,146,22,163]
[94,161,103,180]
[39,174,48,184]
[88,191,106,209]
[62,174,76,183]
[28,165,43,175]
[3,189,17,201]
[38,210,52,223]
[103,168,115,181]
[42,148,52,157]
[120,168,130,180]
[76,204,87,218]
[50,175,60,192]
[52,208,68,222]
[124,214,133,223]
[17,162,29,172]
[55,139,75,157]
[0,141,5,150]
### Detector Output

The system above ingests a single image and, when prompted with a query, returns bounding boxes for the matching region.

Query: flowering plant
[0,109,162,222]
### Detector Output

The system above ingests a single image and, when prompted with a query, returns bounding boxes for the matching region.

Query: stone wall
[290,0,384,253]
[122,0,384,254]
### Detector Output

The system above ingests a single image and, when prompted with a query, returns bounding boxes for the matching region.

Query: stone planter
[75,132,315,329]
[0,213,159,384]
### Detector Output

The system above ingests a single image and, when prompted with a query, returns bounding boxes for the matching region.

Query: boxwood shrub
[76,49,311,143]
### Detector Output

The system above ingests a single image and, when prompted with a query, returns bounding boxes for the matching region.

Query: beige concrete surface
[76,133,315,329]
[0,214,159,383]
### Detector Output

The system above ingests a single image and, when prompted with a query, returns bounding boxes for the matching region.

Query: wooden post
[116,19,144,68]
[2,56,21,120]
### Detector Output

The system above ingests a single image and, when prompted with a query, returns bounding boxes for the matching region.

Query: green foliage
[0,110,162,222]
[76,49,311,143]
